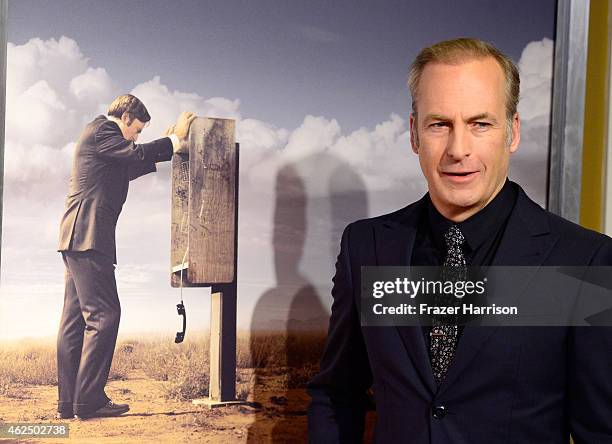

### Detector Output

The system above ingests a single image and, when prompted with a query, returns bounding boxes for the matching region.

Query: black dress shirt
[411,180,518,348]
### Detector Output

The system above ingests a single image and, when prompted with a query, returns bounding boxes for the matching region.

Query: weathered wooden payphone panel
[171,117,237,286]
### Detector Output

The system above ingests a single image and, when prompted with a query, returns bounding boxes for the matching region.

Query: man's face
[120,114,145,142]
[410,57,520,221]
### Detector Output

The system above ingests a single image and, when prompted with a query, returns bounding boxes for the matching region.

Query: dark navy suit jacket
[58,115,172,263]
[308,183,612,443]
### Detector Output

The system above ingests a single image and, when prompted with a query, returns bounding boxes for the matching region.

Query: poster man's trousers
[56,250,120,417]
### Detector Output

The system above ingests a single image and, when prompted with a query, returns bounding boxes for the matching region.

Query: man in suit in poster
[308,38,612,443]
[56,94,194,419]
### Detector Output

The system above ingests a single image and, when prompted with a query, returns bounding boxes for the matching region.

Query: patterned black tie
[430,224,466,385]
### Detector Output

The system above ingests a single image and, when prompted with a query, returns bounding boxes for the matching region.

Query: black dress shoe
[55,411,74,419]
[75,401,130,419]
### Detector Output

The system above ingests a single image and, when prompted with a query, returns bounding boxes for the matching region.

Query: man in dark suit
[56,94,194,420]
[308,38,612,443]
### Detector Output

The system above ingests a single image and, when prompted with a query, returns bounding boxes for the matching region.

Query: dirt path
[0,370,310,443]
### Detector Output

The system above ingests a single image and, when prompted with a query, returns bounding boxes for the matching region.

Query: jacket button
[432,405,446,419]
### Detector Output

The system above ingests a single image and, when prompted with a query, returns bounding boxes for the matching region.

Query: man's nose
[445,125,471,159]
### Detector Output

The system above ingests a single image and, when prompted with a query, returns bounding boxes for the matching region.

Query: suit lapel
[373,221,414,267]
[374,198,437,395]
[438,187,559,395]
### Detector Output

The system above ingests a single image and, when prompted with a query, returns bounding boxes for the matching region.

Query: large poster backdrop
[0,0,556,442]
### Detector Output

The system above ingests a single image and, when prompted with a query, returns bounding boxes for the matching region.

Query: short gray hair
[408,38,519,146]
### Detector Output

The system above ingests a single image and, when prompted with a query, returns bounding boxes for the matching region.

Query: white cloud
[245,113,419,197]
[9,80,71,147]
[131,77,242,142]
[518,38,554,121]
[329,113,416,191]
[5,36,114,181]
[4,141,73,184]
[70,67,116,105]
[236,118,289,173]
[1,36,553,338]
[6,36,87,101]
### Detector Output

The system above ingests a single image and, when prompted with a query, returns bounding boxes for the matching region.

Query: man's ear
[409,112,419,154]
[121,112,133,126]
[509,112,520,153]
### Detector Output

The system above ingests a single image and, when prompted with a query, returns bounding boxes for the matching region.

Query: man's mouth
[440,170,479,182]
[444,171,474,176]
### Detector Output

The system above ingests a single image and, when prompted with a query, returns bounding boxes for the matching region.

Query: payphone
[170,117,241,407]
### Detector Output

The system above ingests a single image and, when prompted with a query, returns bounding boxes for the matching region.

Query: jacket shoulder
[546,209,608,241]
[345,199,423,235]
[516,187,612,263]
[519,187,611,245]
[93,117,120,137]
[546,209,612,260]
[77,115,114,141]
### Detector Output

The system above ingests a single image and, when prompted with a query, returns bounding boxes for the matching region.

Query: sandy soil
[0,370,312,443]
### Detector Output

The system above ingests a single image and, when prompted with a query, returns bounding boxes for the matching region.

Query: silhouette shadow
[247,153,368,443]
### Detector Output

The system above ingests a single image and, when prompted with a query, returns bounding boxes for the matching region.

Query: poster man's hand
[167,112,196,154]
[164,125,176,137]
[175,112,197,140]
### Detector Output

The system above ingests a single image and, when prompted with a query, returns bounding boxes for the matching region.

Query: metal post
[198,283,241,407]
[209,291,223,400]
[548,0,591,221]
[0,0,8,270]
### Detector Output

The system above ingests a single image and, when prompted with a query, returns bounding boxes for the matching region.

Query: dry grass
[0,330,326,400]
[0,339,57,397]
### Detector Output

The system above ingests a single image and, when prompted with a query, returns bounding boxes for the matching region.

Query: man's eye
[473,122,490,129]
[429,122,448,128]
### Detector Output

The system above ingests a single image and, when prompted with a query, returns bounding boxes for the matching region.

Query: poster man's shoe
[75,401,130,419]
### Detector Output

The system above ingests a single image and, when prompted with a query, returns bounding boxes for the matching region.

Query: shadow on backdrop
[247,154,368,442]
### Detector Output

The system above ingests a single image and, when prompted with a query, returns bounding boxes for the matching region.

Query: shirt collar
[427,180,516,252]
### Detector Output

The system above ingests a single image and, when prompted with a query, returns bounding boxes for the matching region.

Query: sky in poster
[1,0,556,339]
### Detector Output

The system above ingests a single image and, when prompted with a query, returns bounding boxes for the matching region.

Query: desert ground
[0,331,380,443]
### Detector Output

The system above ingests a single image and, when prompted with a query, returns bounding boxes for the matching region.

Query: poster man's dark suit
[308,183,612,443]
[57,115,172,416]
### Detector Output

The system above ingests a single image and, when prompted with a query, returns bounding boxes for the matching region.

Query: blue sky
[1,0,556,339]
[8,0,555,131]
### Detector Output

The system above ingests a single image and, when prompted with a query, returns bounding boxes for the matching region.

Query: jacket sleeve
[307,223,373,443]
[95,120,173,164]
[126,162,157,181]
[568,238,612,443]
